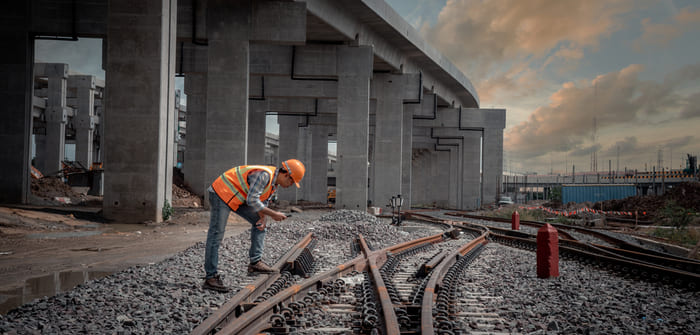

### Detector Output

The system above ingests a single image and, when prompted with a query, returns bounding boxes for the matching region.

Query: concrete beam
[302,0,478,108]
[177,0,306,44]
[31,0,108,38]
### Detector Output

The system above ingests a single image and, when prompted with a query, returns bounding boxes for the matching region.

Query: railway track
[191,210,699,334]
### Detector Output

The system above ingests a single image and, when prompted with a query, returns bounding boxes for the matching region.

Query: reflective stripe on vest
[212,165,277,211]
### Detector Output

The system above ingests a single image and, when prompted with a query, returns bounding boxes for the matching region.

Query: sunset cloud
[504,63,700,163]
[423,0,638,80]
[634,7,700,50]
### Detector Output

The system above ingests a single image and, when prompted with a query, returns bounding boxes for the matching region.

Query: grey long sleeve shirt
[245,169,279,212]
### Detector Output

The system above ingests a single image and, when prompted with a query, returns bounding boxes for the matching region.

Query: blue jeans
[204,189,267,279]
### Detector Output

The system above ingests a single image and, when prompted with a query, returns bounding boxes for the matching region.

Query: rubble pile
[594,182,700,218]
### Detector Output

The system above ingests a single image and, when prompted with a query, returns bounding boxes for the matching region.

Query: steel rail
[447,211,697,262]
[214,230,452,334]
[491,233,700,290]
[420,232,488,335]
[358,234,401,335]
[191,232,315,335]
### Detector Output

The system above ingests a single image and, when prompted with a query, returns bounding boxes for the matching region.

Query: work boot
[248,261,277,274]
[202,274,230,293]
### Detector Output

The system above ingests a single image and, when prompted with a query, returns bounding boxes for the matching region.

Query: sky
[386,0,700,175]
[35,0,700,175]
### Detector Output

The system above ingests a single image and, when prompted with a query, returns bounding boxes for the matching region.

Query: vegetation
[550,186,562,202]
[657,200,693,229]
[162,200,174,221]
[651,227,699,248]
[649,200,699,247]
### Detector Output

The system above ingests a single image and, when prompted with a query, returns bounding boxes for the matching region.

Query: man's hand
[269,211,287,221]
[255,218,267,231]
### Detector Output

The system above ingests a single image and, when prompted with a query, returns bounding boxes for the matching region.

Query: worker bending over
[202,159,305,292]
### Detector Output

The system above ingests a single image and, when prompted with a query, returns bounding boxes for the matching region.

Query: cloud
[680,92,700,119]
[504,62,700,161]
[570,144,603,157]
[634,18,683,49]
[634,7,700,50]
[602,137,639,156]
[423,0,638,81]
[662,135,694,148]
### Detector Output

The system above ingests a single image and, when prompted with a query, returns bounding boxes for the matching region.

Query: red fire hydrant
[536,224,559,278]
[511,211,520,230]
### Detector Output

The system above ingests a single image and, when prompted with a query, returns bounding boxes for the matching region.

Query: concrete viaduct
[1,0,505,223]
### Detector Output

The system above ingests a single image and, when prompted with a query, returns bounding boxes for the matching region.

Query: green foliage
[550,186,562,202]
[658,200,692,229]
[162,200,174,221]
[651,227,699,248]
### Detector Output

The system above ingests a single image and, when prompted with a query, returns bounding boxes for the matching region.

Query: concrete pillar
[36,63,69,176]
[336,45,373,211]
[445,145,461,209]
[372,74,403,208]
[247,104,266,165]
[277,115,300,202]
[309,125,329,203]
[69,75,96,170]
[483,127,504,205]
[0,3,32,203]
[410,147,428,207]
[462,132,482,209]
[103,0,177,222]
[401,104,416,209]
[183,72,207,196]
[298,126,312,201]
[431,149,451,207]
[204,0,250,201]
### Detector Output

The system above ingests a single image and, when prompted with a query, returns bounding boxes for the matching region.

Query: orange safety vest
[211,165,277,211]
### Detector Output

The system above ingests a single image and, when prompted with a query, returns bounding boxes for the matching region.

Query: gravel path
[0,209,433,334]
[1,209,696,334]
[455,243,699,334]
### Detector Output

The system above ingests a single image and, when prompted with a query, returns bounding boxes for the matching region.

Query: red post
[511,211,520,230]
[537,223,559,278]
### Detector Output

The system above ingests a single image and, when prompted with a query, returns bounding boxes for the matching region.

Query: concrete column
[277,115,300,203]
[410,146,430,207]
[0,3,32,203]
[462,132,482,209]
[298,126,312,201]
[436,145,460,209]
[183,72,207,196]
[483,128,504,205]
[435,149,452,208]
[309,125,329,203]
[372,74,403,208]
[401,104,416,209]
[247,104,266,165]
[204,0,250,199]
[336,45,373,211]
[69,75,96,170]
[35,63,69,176]
[103,0,177,222]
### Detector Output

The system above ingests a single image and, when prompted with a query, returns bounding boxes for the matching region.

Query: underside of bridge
[1,0,505,222]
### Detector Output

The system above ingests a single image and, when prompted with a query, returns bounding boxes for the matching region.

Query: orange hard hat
[282,159,305,188]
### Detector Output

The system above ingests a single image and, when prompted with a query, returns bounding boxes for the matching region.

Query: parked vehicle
[498,196,514,205]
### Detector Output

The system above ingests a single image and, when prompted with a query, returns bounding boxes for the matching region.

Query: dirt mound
[30,177,90,205]
[593,182,700,218]
[172,167,202,208]
[172,184,202,208]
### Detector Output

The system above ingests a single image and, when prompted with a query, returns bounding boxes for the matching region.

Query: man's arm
[247,171,287,221]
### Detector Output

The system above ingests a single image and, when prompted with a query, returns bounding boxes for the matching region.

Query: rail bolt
[536,223,560,278]
[511,211,520,230]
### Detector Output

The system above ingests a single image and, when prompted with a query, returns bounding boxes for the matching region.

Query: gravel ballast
[1,209,697,334]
